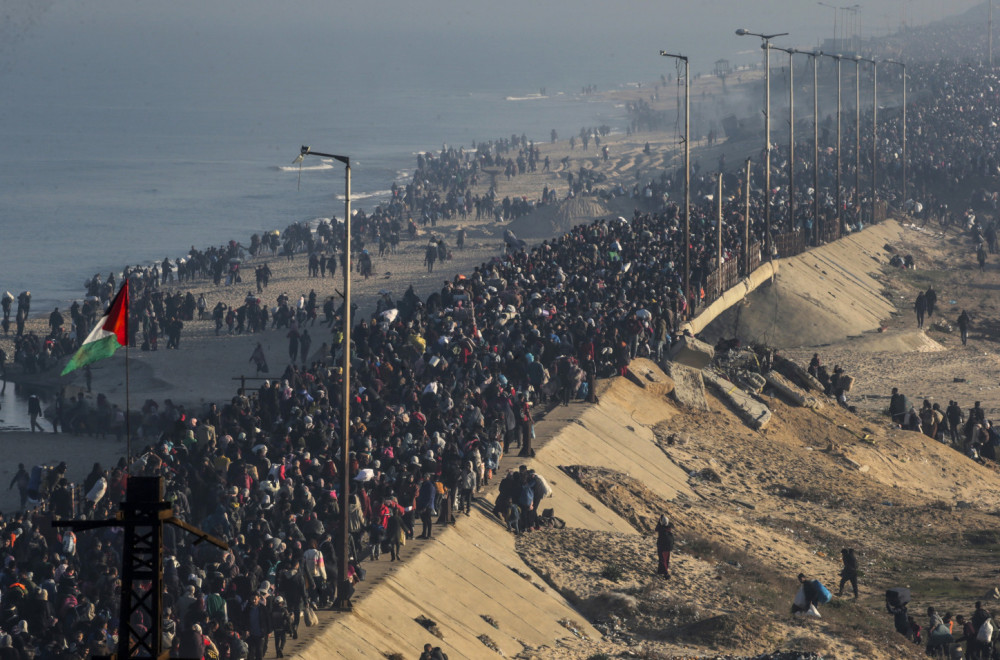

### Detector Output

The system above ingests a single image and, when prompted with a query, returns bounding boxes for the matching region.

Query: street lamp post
[819,52,844,235]
[770,45,796,233]
[736,28,789,260]
[716,172,723,298]
[883,59,906,204]
[805,50,820,245]
[842,5,861,54]
[660,50,690,312]
[818,2,839,48]
[849,5,862,54]
[294,145,354,611]
[859,57,877,223]
[853,55,861,225]
[744,157,751,275]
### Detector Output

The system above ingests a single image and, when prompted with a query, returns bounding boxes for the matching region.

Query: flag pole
[61,282,130,467]
[125,320,131,468]
[121,279,132,468]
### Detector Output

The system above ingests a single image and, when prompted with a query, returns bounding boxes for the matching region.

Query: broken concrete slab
[624,360,676,399]
[774,356,825,393]
[703,370,772,430]
[764,371,824,410]
[667,335,715,370]
[663,362,709,410]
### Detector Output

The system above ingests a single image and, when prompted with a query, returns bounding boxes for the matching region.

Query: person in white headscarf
[655,514,675,578]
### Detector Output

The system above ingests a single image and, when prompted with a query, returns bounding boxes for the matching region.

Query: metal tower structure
[54,476,227,659]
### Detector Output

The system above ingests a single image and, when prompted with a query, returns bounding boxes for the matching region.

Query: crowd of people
[888,386,1000,468]
[0,203,723,657]
[3,13,1000,660]
[888,598,998,659]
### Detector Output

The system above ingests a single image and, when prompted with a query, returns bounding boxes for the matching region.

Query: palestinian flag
[61,284,129,376]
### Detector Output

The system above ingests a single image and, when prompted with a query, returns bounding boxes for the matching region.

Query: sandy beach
[0,66,765,419]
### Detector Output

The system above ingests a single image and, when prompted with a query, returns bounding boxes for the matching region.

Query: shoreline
[0,66,763,415]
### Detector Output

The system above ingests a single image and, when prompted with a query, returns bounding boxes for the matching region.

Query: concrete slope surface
[294,349,1000,659]
[294,221,1000,659]
[702,221,905,348]
[298,366,691,659]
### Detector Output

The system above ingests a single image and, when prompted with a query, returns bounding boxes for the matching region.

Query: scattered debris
[557,619,587,639]
[509,566,532,581]
[415,615,442,639]
[478,633,503,655]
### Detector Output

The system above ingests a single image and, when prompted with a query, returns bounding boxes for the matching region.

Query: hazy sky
[2,0,984,79]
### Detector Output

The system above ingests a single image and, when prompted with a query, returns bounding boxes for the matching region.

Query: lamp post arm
[299,146,349,166]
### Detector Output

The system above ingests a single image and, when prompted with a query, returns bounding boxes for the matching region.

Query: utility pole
[811,51,820,244]
[717,173,723,298]
[295,146,354,610]
[54,476,227,659]
[736,29,790,260]
[660,51,691,311]
[744,158,751,275]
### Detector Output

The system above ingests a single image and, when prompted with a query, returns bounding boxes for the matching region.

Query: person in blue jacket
[416,473,437,539]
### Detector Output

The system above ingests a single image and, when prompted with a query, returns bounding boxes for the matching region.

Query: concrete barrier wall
[683,220,904,344]
[295,222,906,658]
[297,366,691,659]
[682,260,779,336]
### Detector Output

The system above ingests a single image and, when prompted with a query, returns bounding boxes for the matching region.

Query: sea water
[0,1,977,312]
[0,23,637,312]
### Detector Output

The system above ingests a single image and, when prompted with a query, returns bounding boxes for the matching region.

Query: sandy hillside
[295,218,1000,659]
[285,350,1000,659]
[777,221,1000,423]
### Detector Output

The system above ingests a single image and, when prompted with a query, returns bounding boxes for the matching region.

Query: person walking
[457,462,475,515]
[947,400,965,446]
[269,596,292,658]
[27,394,44,433]
[8,464,29,510]
[286,326,299,363]
[925,286,937,318]
[249,343,268,375]
[655,514,675,578]
[277,559,307,640]
[837,548,859,598]
[416,473,436,539]
[958,310,971,346]
[914,292,927,329]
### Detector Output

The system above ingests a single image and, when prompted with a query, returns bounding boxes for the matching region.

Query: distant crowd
[4,14,1000,660]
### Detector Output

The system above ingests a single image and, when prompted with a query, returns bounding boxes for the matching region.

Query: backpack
[232,636,249,659]
[519,483,534,508]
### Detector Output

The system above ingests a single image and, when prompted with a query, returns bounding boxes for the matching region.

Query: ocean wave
[275,163,335,172]
[335,189,392,201]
